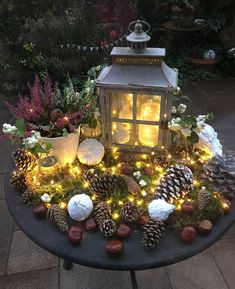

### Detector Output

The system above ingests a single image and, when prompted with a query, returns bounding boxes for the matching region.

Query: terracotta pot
[41,130,80,167]
[186,57,222,73]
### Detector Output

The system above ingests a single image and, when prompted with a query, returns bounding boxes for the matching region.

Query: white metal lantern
[96,20,178,152]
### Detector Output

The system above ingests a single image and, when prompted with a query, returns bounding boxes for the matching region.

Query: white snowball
[67,194,93,221]
[148,199,175,221]
[195,124,223,157]
[77,138,105,166]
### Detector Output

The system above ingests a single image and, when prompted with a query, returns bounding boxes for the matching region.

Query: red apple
[120,163,133,175]
[85,218,97,232]
[180,226,197,243]
[109,30,119,40]
[68,226,83,245]
[137,216,150,228]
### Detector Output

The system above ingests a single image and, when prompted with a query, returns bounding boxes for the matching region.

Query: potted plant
[4,72,97,166]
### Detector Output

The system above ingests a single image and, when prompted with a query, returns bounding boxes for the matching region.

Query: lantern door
[100,89,170,152]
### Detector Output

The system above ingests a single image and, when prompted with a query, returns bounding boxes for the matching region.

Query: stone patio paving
[0,78,235,289]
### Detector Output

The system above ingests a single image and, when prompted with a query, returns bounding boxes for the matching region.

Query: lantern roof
[96,20,178,91]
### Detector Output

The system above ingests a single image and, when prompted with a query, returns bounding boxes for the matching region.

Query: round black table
[5,163,235,289]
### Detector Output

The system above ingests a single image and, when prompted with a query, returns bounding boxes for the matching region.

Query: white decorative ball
[67,194,93,221]
[195,124,223,157]
[148,199,175,221]
[77,138,105,166]
[203,50,216,60]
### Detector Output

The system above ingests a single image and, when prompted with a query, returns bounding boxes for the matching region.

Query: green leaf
[44,142,53,151]
[140,175,151,186]
[32,144,45,154]
[15,130,25,137]
[15,119,25,132]
[187,131,199,144]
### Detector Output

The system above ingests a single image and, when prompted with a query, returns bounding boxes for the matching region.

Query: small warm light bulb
[167,154,172,159]
[84,182,89,188]
[59,202,67,209]
[137,200,143,206]
[118,200,124,206]
[151,151,155,155]
[107,199,112,205]
[50,180,54,185]
[91,195,96,201]
[141,191,147,197]
[161,146,165,150]
[128,196,134,202]
[113,212,120,220]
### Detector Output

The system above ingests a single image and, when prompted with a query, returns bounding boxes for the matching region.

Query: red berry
[144,167,152,176]
[109,30,119,40]
[137,215,150,228]
[120,163,133,175]
[180,226,197,243]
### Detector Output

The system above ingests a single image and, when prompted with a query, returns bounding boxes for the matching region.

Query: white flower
[31,130,41,140]
[181,128,192,138]
[193,127,201,134]
[23,136,38,149]
[178,104,187,114]
[197,121,206,131]
[174,117,181,123]
[2,123,17,134]
[41,193,51,203]
[139,179,147,187]
[168,123,181,132]
[196,115,206,122]
[133,171,141,179]
[171,106,177,114]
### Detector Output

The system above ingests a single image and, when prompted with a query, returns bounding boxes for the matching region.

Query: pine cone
[13,148,36,172]
[121,202,139,223]
[142,219,165,249]
[11,171,28,193]
[100,219,117,237]
[155,165,193,202]
[203,155,235,198]
[89,174,118,196]
[197,188,211,210]
[47,204,69,233]
[153,155,169,169]
[93,202,112,226]
[123,176,141,196]
[22,188,34,204]
[83,169,97,183]
[118,152,137,166]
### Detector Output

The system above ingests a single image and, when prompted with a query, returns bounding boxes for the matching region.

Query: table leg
[130,270,138,289]
[63,260,73,270]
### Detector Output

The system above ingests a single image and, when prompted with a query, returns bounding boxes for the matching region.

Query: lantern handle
[128,20,151,34]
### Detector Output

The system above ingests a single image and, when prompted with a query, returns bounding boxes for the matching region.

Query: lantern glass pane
[136,95,161,122]
[137,124,159,147]
[112,122,132,144]
[110,92,133,120]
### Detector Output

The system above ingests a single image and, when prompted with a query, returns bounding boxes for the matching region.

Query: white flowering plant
[2,119,52,155]
[168,104,214,147]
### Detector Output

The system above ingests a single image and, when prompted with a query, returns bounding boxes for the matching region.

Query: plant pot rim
[186,57,223,65]
[41,132,79,140]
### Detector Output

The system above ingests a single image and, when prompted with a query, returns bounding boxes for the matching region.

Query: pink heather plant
[5,72,96,137]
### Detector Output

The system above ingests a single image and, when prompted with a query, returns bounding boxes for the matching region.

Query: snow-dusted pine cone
[155,165,193,202]
[100,219,117,237]
[13,148,36,172]
[142,219,165,249]
[47,205,69,233]
[121,202,139,223]
[93,202,112,226]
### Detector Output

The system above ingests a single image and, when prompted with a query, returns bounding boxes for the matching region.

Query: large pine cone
[123,176,141,196]
[121,202,139,223]
[89,174,118,197]
[93,202,112,226]
[83,169,97,183]
[155,165,193,202]
[100,219,117,237]
[47,205,69,233]
[11,171,28,193]
[203,155,235,198]
[142,219,165,249]
[13,148,36,172]
[197,188,211,210]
